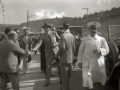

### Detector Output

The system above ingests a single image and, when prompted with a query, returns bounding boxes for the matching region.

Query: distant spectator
[0,27,12,41]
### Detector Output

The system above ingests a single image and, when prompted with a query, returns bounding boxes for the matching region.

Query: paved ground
[6,54,118,90]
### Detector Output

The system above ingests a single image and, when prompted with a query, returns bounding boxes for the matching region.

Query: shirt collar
[64,29,69,33]
[88,34,99,39]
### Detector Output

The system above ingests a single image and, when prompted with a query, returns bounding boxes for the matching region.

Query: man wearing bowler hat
[77,21,109,90]
[33,23,60,86]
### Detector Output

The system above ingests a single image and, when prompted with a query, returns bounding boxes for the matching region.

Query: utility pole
[82,8,89,30]
[27,10,29,29]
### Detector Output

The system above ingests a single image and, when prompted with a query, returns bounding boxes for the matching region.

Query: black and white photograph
[0,0,120,90]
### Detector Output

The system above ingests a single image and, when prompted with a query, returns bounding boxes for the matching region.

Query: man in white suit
[77,21,109,90]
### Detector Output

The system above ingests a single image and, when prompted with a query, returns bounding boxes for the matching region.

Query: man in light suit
[54,23,76,90]
[19,28,32,74]
[0,31,28,90]
[33,23,60,86]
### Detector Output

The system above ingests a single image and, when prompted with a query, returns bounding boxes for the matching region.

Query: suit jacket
[19,35,32,51]
[0,39,25,73]
[55,30,75,64]
[35,31,60,54]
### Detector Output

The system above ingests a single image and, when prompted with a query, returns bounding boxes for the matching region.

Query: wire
[3,4,26,14]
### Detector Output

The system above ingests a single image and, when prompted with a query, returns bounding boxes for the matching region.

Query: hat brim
[42,25,51,28]
[87,21,101,28]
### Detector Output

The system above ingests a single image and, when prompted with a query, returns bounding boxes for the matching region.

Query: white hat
[87,21,101,28]
[22,26,30,30]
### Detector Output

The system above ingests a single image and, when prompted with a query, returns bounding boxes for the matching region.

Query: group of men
[0,27,32,90]
[0,21,109,90]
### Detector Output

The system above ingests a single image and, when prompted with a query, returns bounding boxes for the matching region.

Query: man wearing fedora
[53,23,76,90]
[77,21,109,90]
[33,23,60,86]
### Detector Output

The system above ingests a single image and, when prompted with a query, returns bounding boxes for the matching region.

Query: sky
[0,0,120,24]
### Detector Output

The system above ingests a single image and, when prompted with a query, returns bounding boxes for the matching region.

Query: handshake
[25,49,31,56]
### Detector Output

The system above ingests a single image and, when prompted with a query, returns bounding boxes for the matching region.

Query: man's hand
[25,50,29,56]
[31,48,36,54]
[118,55,120,60]
[93,48,100,54]
[78,63,82,69]
[53,55,57,60]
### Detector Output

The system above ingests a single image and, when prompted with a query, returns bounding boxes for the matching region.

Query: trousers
[1,72,19,90]
[60,64,71,90]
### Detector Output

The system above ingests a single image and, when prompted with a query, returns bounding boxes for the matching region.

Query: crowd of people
[0,21,109,90]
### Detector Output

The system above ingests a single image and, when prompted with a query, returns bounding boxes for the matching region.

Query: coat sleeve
[100,38,109,56]
[55,32,60,41]
[55,34,65,57]
[12,43,25,55]
[77,40,85,63]
[34,35,43,50]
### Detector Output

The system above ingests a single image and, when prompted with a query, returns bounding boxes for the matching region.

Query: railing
[111,33,120,41]
[100,33,120,41]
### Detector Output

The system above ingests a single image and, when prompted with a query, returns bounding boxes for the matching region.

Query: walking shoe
[23,72,29,74]
[44,82,49,87]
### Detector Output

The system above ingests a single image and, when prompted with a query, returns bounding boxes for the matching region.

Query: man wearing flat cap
[0,31,29,90]
[77,21,109,90]
[53,22,76,90]
[33,23,60,86]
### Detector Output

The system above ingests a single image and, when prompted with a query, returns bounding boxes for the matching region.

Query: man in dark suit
[33,23,60,86]
[0,31,28,90]
[54,23,76,90]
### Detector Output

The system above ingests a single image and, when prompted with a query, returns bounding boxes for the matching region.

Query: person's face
[89,26,98,36]
[44,27,50,33]
[12,33,18,42]
[16,30,20,35]
[51,27,56,31]
[24,29,29,35]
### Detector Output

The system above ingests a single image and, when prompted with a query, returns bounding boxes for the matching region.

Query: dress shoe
[23,72,29,74]
[50,74,55,76]
[44,82,49,87]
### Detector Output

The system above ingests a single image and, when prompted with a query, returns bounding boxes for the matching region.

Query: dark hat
[87,21,101,28]
[4,28,12,34]
[63,22,70,27]
[42,23,51,28]
[63,22,70,29]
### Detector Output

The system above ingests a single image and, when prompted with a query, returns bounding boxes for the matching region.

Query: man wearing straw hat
[77,21,109,90]
[19,27,32,74]
[33,23,60,87]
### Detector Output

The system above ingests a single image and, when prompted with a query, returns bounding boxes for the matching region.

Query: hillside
[0,24,15,32]
[0,6,120,36]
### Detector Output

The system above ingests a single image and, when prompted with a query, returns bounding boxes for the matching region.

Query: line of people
[33,21,109,90]
[0,27,32,90]
[0,21,109,90]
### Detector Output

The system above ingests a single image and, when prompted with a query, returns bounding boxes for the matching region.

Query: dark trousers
[1,72,19,90]
[40,52,46,74]
[60,64,71,90]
